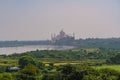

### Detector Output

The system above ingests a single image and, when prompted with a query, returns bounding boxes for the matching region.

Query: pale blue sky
[0,0,119,40]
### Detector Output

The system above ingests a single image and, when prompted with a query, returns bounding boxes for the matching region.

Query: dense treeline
[9,48,120,61]
[75,38,120,49]
[1,38,120,49]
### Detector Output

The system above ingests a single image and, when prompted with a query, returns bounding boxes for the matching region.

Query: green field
[94,65,120,72]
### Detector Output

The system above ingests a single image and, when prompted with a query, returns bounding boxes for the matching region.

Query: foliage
[106,53,120,64]
[18,56,37,68]
[75,38,120,49]
[10,48,120,62]
[94,65,120,72]
[17,64,40,80]
[99,68,120,80]
[60,64,76,75]
[0,72,15,80]
[42,72,63,80]
[18,56,45,69]
[1,48,120,80]
[0,66,7,73]
[42,64,120,80]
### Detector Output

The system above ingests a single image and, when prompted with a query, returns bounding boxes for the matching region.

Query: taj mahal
[51,30,75,43]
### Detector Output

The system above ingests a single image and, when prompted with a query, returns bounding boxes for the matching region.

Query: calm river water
[0,45,74,55]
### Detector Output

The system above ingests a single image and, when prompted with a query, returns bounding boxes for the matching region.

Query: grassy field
[42,59,105,66]
[0,57,18,66]
[94,65,120,72]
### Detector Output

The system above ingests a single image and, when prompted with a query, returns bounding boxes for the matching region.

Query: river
[0,45,74,55]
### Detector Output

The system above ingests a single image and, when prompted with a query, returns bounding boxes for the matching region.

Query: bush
[17,64,40,80]
[0,73,15,80]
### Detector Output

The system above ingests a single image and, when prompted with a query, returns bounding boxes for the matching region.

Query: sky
[0,0,119,40]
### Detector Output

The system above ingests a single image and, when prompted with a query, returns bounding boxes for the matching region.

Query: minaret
[54,33,56,38]
[51,34,53,40]
[73,33,75,39]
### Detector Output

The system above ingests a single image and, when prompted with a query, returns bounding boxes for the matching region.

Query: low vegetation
[0,48,120,80]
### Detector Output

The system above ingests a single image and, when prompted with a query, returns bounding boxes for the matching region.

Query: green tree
[67,65,98,80]
[18,56,45,70]
[18,56,37,68]
[106,53,120,64]
[0,73,15,80]
[83,74,102,80]
[60,64,75,75]
[17,64,40,80]
[48,63,54,70]
[99,68,119,80]
[42,72,63,80]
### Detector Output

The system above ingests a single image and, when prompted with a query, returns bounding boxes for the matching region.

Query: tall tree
[18,56,36,68]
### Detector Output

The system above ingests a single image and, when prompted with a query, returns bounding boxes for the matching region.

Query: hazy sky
[0,0,119,40]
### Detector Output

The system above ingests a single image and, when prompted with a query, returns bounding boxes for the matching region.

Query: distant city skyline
[0,0,119,40]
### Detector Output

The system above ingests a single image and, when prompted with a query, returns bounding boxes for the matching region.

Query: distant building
[51,30,75,44]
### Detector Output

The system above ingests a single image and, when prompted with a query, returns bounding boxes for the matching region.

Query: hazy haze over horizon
[0,0,119,40]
